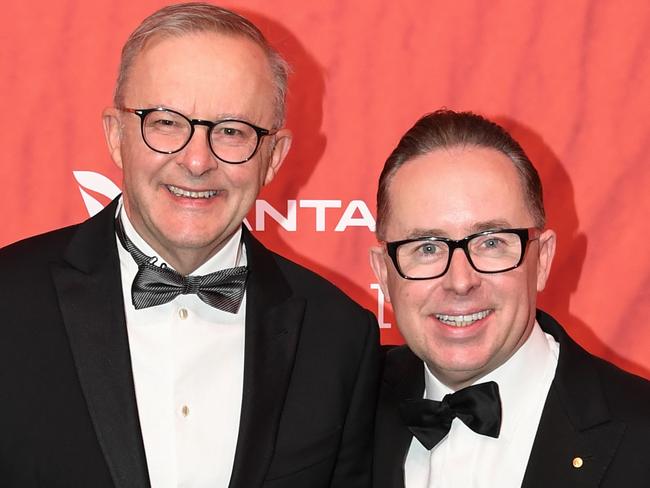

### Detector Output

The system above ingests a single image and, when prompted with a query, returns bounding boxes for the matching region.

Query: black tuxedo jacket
[0,199,380,487]
[374,310,650,487]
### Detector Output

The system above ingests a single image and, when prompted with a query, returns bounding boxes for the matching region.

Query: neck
[432,369,488,392]
[156,248,219,276]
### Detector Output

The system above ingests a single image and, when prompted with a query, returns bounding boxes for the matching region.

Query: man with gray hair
[370,109,650,487]
[0,4,379,487]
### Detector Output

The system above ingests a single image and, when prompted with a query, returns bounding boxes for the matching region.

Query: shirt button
[181,405,190,417]
[178,308,188,320]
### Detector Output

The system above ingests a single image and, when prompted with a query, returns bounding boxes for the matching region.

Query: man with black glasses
[370,109,650,487]
[0,4,379,487]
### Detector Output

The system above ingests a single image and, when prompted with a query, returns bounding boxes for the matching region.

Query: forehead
[123,31,275,121]
[385,146,533,239]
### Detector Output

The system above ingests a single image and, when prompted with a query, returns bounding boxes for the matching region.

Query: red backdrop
[2,1,649,378]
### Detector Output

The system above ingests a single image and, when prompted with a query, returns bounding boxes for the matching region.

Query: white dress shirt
[116,203,246,488]
[404,323,560,488]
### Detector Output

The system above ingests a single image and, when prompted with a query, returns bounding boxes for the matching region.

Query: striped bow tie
[115,217,248,313]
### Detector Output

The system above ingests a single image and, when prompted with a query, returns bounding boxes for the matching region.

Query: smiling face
[370,146,556,389]
[103,32,291,274]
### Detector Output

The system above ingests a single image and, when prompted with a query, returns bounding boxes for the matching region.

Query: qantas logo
[73,171,121,216]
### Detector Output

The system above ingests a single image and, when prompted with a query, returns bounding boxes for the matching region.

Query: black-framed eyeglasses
[385,227,541,280]
[119,107,278,164]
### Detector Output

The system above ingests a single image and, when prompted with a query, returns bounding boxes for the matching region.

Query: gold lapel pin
[572,457,584,469]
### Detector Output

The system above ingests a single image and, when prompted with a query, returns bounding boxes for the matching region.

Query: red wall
[2,1,649,378]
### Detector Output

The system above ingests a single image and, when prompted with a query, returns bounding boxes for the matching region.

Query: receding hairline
[118,29,276,97]
[378,143,542,238]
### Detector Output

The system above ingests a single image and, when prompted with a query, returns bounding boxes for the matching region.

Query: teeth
[435,310,491,327]
[167,185,218,199]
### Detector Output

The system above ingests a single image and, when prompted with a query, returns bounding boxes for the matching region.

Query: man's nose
[440,248,481,295]
[177,126,218,176]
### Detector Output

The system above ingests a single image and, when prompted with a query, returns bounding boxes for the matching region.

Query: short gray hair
[113,2,290,126]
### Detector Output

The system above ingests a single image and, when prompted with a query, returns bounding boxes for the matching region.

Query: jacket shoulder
[538,309,650,423]
[0,224,79,272]
[593,354,650,418]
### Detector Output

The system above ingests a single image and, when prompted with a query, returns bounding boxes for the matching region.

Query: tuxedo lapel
[521,311,625,488]
[228,230,306,488]
[51,199,150,488]
[374,346,424,488]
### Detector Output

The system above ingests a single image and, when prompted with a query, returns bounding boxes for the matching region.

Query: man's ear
[536,229,557,292]
[264,128,292,185]
[369,245,391,303]
[102,107,124,169]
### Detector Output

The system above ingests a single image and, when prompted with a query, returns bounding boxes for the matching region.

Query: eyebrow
[403,220,514,239]
[149,106,252,123]
[214,112,251,121]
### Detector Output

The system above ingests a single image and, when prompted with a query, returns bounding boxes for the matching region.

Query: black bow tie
[399,381,502,450]
[115,217,248,313]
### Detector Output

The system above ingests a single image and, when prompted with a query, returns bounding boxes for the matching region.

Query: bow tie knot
[400,381,502,450]
[183,275,201,295]
[419,399,453,427]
